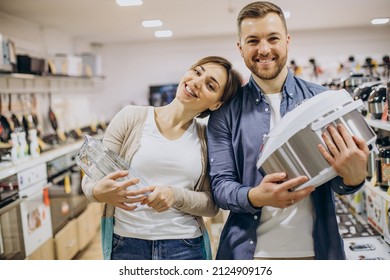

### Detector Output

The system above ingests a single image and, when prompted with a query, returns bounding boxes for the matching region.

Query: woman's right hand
[92,170,150,210]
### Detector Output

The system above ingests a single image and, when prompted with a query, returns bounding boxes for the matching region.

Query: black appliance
[16,55,46,75]
[376,145,390,192]
[149,84,178,107]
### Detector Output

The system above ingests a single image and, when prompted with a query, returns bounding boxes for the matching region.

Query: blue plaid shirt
[207,69,362,260]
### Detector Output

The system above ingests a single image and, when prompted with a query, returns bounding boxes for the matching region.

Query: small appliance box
[365,187,384,235]
[344,236,390,260]
[48,54,82,76]
[382,193,390,244]
[79,53,103,77]
[0,33,16,73]
[344,187,366,214]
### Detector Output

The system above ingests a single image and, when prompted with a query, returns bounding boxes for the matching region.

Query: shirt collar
[248,69,295,104]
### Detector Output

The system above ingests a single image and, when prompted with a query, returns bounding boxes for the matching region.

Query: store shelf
[365,181,390,201]
[0,73,105,94]
[0,140,83,180]
[365,118,390,131]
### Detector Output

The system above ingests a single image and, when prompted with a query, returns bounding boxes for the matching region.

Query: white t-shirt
[114,107,202,240]
[254,93,315,258]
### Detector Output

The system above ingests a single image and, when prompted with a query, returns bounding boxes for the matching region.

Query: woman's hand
[140,186,175,212]
[92,170,151,210]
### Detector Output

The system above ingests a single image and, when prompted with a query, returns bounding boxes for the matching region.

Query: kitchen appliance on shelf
[383,195,390,245]
[47,151,88,234]
[376,146,390,192]
[16,54,46,75]
[47,54,82,77]
[387,81,390,121]
[256,89,377,191]
[353,80,383,116]
[368,136,390,180]
[0,33,17,73]
[367,84,387,120]
[17,163,53,258]
[340,73,381,94]
[0,174,25,260]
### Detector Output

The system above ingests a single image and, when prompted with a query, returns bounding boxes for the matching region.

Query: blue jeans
[111,234,205,260]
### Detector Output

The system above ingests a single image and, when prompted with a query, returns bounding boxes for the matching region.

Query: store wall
[96,24,389,118]
[0,12,96,131]
[1,12,389,122]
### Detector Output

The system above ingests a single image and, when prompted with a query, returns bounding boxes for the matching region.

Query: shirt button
[210,158,214,163]
[265,107,269,112]
[254,215,258,219]
[249,241,254,245]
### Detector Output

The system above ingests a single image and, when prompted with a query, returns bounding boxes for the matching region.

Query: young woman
[81,56,243,260]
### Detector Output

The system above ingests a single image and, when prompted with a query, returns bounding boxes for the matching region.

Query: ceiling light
[116,0,143,7]
[371,18,389,25]
[155,30,173,38]
[142,20,163,28]
[283,10,291,19]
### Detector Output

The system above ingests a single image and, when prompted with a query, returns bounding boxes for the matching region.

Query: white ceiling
[0,0,389,44]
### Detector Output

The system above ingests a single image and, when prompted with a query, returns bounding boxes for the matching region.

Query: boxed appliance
[344,236,390,260]
[79,53,103,77]
[256,89,377,191]
[365,187,384,235]
[48,54,82,76]
[344,187,366,214]
[381,191,390,244]
[0,33,16,73]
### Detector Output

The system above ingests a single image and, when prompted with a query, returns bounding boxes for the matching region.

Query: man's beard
[248,55,287,80]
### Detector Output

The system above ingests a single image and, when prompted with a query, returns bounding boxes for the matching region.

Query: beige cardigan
[82,105,218,228]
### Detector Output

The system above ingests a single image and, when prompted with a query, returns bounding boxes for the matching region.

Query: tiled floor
[75,228,103,260]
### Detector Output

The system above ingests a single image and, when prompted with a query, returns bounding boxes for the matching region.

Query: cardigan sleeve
[170,121,218,217]
[81,175,99,202]
[171,175,218,217]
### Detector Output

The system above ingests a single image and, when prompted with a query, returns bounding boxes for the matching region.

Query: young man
[207,1,369,260]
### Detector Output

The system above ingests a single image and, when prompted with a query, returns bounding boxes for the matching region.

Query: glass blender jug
[75,135,149,192]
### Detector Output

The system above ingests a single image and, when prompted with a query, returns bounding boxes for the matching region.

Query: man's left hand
[318,123,370,186]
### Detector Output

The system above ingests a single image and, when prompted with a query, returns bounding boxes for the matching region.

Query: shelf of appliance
[0,73,105,94]
[365,181,390,201]
[366,118,390,132]
[0,132,104,180]
[0,140,83,181]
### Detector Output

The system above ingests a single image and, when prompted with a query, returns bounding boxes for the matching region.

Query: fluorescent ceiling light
[371,18,389,25]
[142,20,163,28]
[283,10,291,19]
[116,0,143,7]
[155,30,173,38]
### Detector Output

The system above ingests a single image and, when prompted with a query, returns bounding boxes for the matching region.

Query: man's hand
[248,172,314,208]
[318,124,370,186]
